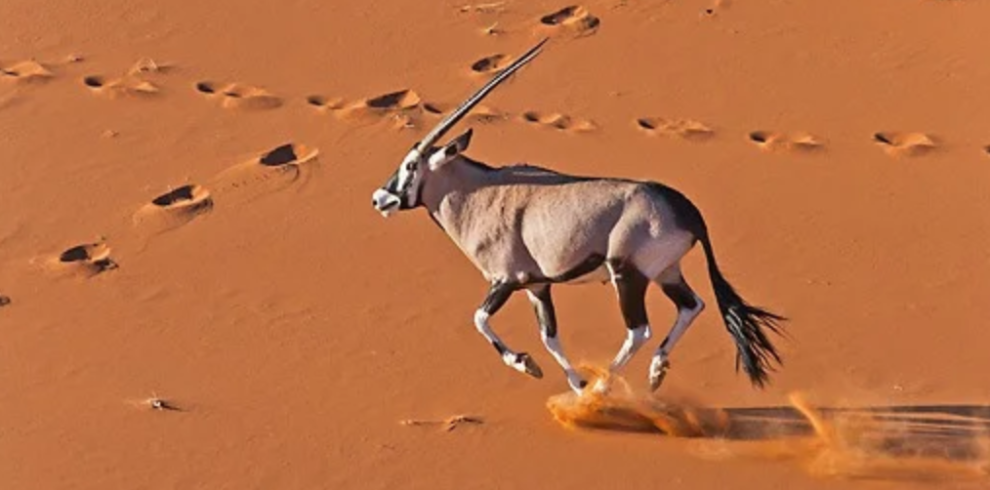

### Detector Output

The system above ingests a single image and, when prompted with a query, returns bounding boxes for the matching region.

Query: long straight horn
[415,37,550,153]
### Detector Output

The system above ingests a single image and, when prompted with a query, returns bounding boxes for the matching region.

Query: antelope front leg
[606,259,653,374]
[474,280,543,380]
[526,284,587,394]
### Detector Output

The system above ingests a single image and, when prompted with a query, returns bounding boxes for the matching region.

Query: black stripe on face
[383,172,400,193]
[381,167,420,210]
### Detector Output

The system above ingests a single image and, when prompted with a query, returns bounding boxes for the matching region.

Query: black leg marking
[480,280,518,355]
[529,285,558,338]
[607,258,650,329]
[549,254,606,283]
[657,274,701,354]
[481,280,517,315]
[661,280,699,312]
[524,254,607,286]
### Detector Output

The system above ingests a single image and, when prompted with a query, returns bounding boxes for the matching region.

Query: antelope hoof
[567,377,588,394]
[649,358,671,392]
[590,376,612,396]
[514,352,543,379]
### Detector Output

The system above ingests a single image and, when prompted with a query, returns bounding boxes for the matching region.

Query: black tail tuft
[699,235,787,388]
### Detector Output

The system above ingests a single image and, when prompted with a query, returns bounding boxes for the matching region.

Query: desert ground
[3,0,990,488]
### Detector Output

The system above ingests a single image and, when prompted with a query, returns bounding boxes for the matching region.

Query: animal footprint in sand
[522,111,598,133]
[83,75,160,98]
[540,6,600,37]
[320,89,457,129]
[52,242,118,278]
[311,88,511,129]
[748,130,823,153]
[0,60,53,84]
[133,184,213,235]
[82,58,167,98]
[423,101,509,124]
[470,54,511,75]
[305,94,345,111]
[195,81,282,110]
[637,118,714,141]
[210,143,319,204]
[873,132,937,157]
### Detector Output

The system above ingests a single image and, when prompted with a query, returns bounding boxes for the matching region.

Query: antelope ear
[428,128,473,170]
[450,128,473,153]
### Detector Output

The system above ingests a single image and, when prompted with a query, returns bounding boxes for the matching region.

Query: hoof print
[873,132,936,157]
[470,54,510,74]
[522,111,597,133]
[83,75,159,98]
[305,94,345,111]
[134,184,213,234]
[211,143,319,203]
[0,60,54,84]
[637,118,714,141]
[56,242,117,277]
[196,81,282,110]
[748,130,823,153]
[540,6,600,36]
[365,90,422,111]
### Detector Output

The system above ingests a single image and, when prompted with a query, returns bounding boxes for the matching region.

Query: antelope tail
[698,233,786,388]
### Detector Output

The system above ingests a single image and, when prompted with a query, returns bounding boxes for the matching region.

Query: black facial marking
[381,161,425,210]
[529,286,558,338]
[383,172,400,193]
[607,258,650,329]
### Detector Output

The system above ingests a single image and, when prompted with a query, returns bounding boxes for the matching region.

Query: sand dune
[2,0,990,489]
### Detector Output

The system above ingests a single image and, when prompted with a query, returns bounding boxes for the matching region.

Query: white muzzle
[372,188,401,217]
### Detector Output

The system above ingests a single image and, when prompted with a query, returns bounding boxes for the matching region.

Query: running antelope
[371,38,786,394]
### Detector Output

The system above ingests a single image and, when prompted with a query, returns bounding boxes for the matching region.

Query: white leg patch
[609,324,652,372]
[527,290,585,393]
[650,296,704,390]
[474,309,504,348]
[542,332,587,393]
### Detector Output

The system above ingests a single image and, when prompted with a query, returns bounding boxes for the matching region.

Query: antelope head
[371,38,549,217]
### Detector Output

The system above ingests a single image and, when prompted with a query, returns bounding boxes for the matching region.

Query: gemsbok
[371,38,786,394]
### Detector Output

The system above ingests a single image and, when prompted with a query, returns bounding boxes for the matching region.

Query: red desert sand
[2,1,990,489]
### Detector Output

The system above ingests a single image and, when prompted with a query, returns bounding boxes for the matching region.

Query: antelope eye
[405,162,415,171]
